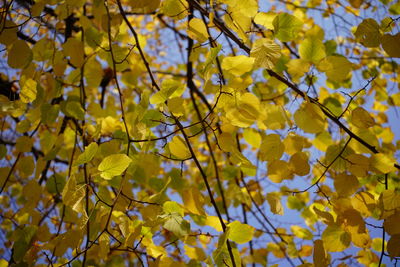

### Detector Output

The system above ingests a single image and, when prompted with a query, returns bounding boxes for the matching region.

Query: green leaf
[227,221,255,244]
[65,101,85,120]
[273,13,303,42]
[0,144,7,159]
[161,0,188,20]
[150,79,185,105]
[74,142,98,166]
[46,174,66,194]
[163,201,184,216]
[162,213,190,237]
[98,154,132,179]
[299,38,326,64]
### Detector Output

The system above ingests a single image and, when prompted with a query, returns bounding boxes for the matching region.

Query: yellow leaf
[188,18,209,42]
[169,136,191,159]
[291,225,313,240]
[20,78,37,103]
[161,0,188,20]
[321,225,351,252]
[250,38,281,69]
[128,0,160,13]
[205,216,224,232]
[74,142,98,166]
[289,152,310,176]
[227,221,255,244]
[322,56,352,82]
[313,206,335,225]
[62,175,85,213]
[98,154,132,179]
[351,192,376,217]
[370,153,396,174]
[184,245,206,261]
[284,134,306,155]
[226,0,258,18]
[287,59,311,81]
[218,132,235,152]
[273,13,303,42]
[346,154,370,177]
[168,97,185,116]
[379,190,400,218]
[351,107,375,128]
[8,40,32,69]
[313,132,333,152]
[253,12,276,29]
[294,102,325,133]
[243,128,261,148]
[299,38,326,64]
[333,173,360,197]
[267,160,293,183]
[226,93,261,127]
[221,55,255,76]
[263,103,287,130]
[259,134,284,161]
[182,187,205,215]
[266,192,284,215]
[351,231,371,249]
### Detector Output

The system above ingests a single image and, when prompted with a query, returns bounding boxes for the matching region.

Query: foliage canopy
[1,0,400,266]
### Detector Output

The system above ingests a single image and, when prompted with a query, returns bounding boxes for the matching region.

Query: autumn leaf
[98,154,132,179]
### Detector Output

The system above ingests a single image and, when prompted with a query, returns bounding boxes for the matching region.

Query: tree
[0,0,400,266]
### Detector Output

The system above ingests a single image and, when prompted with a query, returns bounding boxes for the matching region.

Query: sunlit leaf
[273,13,303,42]
[169,136,191,159]
[267,192,284,215]
[351,107,375,128]
[299,38,326,64]
[227,221,255,244]
[74,142,98,166]
[98,154,132,179]
[322,225,351,252]
[250,38,281,69]
[221,55,255,76]
[294,102,325,133]
[188,18,209,42]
